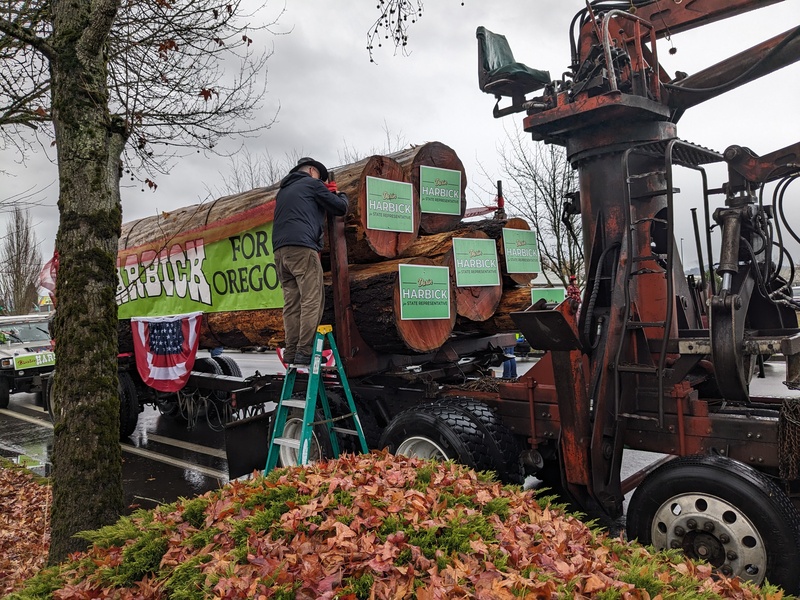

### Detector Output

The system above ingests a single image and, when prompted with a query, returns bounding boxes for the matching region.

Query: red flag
[131,312,203,392]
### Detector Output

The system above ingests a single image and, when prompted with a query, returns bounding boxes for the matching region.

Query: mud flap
[782,333,800,391]
[224,411,271,479]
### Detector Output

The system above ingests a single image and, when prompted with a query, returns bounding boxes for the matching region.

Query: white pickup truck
[0,313,54,409]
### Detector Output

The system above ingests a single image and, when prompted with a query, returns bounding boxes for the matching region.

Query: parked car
[0,313,55,408]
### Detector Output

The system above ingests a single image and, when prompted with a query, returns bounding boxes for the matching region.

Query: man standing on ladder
[273,157,349,366]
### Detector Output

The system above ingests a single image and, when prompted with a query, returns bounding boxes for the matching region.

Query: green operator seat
[477,26,550,100]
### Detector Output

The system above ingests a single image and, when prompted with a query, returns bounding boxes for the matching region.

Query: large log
[119,154,418,263]
[389,142,467,234]
[454,285,533,335]
[397,218,527,260]
[119,256,458,355]
[331,154,419,262]
[324,257,456,354]
[498,217,539,286]
[120,185,279,255]
[118,310,285,354]
[438,231,502,322]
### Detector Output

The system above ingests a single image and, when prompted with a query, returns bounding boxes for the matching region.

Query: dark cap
[290,157,328,182]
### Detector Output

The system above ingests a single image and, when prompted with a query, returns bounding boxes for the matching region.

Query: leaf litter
[2,451,792,599]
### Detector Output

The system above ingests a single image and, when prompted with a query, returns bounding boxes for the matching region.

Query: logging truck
[41,0,800,592]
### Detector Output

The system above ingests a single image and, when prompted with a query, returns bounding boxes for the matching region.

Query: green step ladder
[265,325,369,471]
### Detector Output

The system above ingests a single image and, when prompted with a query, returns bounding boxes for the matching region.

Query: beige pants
[274,246,324,358]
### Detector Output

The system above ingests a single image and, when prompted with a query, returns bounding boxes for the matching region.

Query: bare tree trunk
[47,0,125,564]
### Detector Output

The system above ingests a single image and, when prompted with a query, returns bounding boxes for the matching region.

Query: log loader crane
[475,0,800,590]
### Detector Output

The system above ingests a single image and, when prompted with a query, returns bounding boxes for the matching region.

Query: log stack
[117,143,537,357]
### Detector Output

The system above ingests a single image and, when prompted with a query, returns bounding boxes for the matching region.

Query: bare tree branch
[477,125,583,287]
[367,0,466,62]
[0,205,42,314]
[0,0,285,183]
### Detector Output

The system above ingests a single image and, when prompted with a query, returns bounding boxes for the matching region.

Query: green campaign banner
[117,223,284,319]
[365,176,415,233]
[419,166,462,215]
[14,351,56,370]
[398,264,451,320]
[452,237,500,287]
[531,287,566,304]
[502,228,540,274]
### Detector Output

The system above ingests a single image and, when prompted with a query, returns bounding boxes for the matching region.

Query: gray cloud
[2,1,798,266]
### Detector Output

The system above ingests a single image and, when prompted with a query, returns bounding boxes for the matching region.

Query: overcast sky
[2,0,799,269]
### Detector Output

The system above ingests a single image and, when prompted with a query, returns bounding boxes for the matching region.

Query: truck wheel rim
[279,417,322,466]
[650,492,767,585]
[396,436,450,460]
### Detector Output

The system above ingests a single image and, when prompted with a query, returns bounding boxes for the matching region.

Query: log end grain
[357,155,420,258]
[392,257,456,352]
[408,142,468,235]
[499,216,537,286]
[439,231,502,322]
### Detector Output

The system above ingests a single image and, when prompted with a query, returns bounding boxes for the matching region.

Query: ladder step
[630,188,680,200]
[627,171,666,181]
[332,426,358,436]
[632,255,663,263]
[616,363,660,374]
[619,412,660,422]
[626,321,667,329]
[630,268,662,276]
[632,217,668,226]
[282,399,307,410]
[273,437,301,449]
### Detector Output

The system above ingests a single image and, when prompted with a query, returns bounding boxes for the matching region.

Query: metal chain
[778,398,800,480]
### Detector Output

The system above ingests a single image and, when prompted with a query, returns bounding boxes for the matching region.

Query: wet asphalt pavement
[0,350,280,511]
[1,352,798,512]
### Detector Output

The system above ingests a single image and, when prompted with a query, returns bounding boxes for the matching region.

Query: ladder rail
[616,139,717,428]
[265,325,369,473]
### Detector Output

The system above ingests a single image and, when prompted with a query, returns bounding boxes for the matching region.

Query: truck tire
[0,378,9,409]
[269,394,334,467]
[192,357,226,401]
[627,454,800,593]
[118,371,140,439]
[433,397,524,484]
[379,403,503,479]
[212,355,242,378]
[156,358,222,421]
[46,372,140,439]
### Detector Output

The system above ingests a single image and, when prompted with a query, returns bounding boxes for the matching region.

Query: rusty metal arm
[578,0,786,63]
[665,26,800,114]
[724,142,800,184]
[625,0,785,39]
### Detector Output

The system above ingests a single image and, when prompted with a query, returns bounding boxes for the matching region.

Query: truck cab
[0,313,55,408]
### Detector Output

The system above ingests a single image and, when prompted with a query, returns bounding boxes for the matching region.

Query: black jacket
[273,171,349,252]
